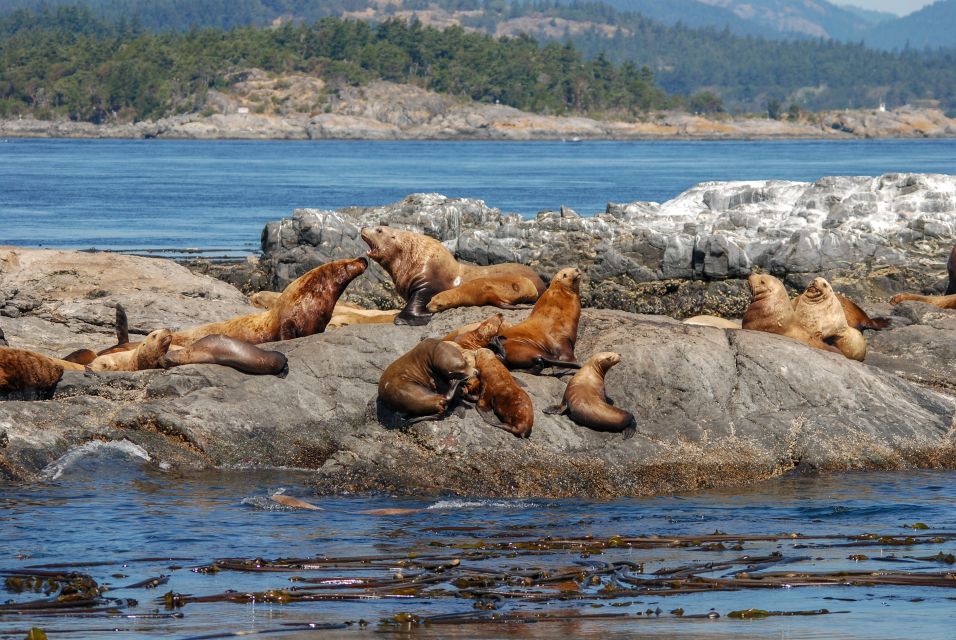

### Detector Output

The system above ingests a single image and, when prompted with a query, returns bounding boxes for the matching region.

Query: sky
[831,0,938,15]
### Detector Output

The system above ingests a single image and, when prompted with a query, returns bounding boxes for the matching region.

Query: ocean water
[1,138,955,254]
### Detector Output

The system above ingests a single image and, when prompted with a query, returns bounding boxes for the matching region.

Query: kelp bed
[2,528,955,638]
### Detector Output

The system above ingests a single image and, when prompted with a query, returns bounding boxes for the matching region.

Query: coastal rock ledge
[1,248,954,494]
[263,173,956,317]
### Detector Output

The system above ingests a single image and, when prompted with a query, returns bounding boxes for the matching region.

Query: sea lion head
[590,351,622,374]
[551,267,582,293]
[138,328,173,368]
[472,314,504,344]
[747,273,787,301]
[360,226,399,263]
[801,277,833,304]
[433,340,475,381]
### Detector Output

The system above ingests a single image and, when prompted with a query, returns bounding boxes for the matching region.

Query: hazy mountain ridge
[862,0,956,50]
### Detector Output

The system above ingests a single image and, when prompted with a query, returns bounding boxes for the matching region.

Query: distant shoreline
[3,103,955,142]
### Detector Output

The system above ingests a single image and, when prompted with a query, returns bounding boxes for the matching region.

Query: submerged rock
[261,174,956,317]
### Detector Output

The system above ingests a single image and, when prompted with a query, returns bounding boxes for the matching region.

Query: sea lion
[742,274,839,354]
[683,315,741,329]
[171,258,368,346]
[890,292,956,309]
[89,329,173,372]
[360,226,545,326]
[161,334,288,376]
[327,309,400,328]
[473,348,533,438]
[493,267,582,372]
[442,314,505,351]
[378,338,475,423]
[62,349,98,365]
[91,303,139,356]
[1,347,65,400]
[544,352,635,438]
[835,294,890,331]
[792,277,866,361]
[426,276,539,313]
[250,291,281,310]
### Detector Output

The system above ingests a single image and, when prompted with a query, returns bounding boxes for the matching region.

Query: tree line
[0,7,671,123]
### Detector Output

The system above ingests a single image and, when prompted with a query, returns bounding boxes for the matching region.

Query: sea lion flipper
[621,423,637,440]
[395,286,436,326]
[279,318,300,340]
[534,356,581,371]
[543,403,567,415]
[115,303,129,345]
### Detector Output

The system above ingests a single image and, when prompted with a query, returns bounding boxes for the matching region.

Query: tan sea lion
[250,291,281,310]
[792,277,866,361]
[426,276,539,313]
[442,314,505,351]
[360,226,545,325]
[473,348,533,438]
[161,334,288,376]
[493,267,582,372]
[378,338,475,423]
[835,294,890,330]
[890,292,956,309]
[544,352,635,438]
[683,315,741,329]
[327,309,400,328]
[1,347,65,400]
[742,274,839,354]
[89,329,173,372]
[171,258,368,346]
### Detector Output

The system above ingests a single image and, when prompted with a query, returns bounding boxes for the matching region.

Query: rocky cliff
[2,248,954,493]
[261,173,956,317]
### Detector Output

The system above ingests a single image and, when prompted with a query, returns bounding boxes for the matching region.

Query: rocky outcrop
[2,248,954,494]
[3,79,955,140]
[261,174,956,317]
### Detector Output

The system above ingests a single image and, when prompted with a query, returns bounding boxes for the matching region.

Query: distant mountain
[862,0,956,50]
[838,3,897,26]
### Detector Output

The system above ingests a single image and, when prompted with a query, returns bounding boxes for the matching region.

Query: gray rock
[2,306,953,495]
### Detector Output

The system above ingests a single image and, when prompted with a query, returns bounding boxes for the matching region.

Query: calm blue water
[1,138,955,252]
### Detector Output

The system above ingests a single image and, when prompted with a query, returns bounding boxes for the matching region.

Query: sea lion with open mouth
[792,277,866,361]
[360,226,545,326]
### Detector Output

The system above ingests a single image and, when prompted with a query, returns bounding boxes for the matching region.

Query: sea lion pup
[89,329,173,372]
[742,274,839,354]
[1,347,65,400]
[161,334,288,376]
[544,352,635,438]
[683,315,741,329]
[378,338,475,423]
[472,348,533,438]
[792,277,866,361]
[426,276,540,313]
[360,226,546,326]
[835,294,890,331]
[493,267,582,373]
[442,314,505,351]
[171,257,368,346]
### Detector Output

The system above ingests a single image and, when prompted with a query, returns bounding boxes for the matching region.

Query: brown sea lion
[89,329,173,372]
[171,258,368,346]
[442,314,505,351]
[426,276,539,313]
[890,292,956,309]
[250,290,281,310]
[835,294,890,330]
[544,352,635,438]
[161,334,288,376]
[270,494,323,510]
[360,226,545,326]
[91,303,138,356]
[473,348,533,438]
[1,347,65,400]
[742,274,839,354]
[683,315,741,329]
[493,267,582,372]
[378,338,475,423]
[792,277,866,361]
[62,349,98,365]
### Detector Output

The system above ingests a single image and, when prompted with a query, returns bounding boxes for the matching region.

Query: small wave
[427,499,543,511]
[40,439,151,481]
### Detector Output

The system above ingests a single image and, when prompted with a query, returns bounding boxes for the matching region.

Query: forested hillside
[0,8,668,123]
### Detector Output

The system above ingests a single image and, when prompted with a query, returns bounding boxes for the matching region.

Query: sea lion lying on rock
[473,347,534,438]
[172,258,367,346]
[360,226,545,326]
[545,352,635,438]
[0,347,65,400]
[251,291,398,328]
[493,267,582,373]
[888,243,956,309]
[426,276,540,313]
[442,314,504,351]
[792,278,867,361]
[742,274,839,354]
[89,329,173,372]
[683,315,741,329]
[378,338,476,423]
[161,335,288,376]
[836,294,890,331]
